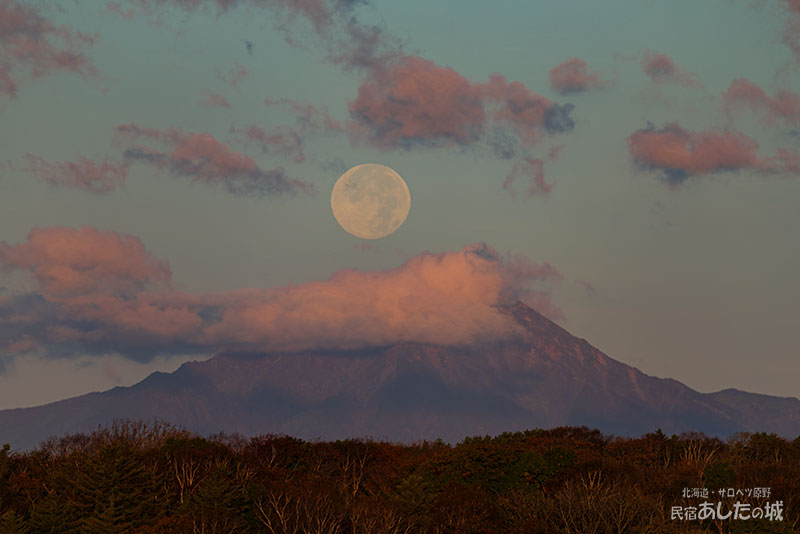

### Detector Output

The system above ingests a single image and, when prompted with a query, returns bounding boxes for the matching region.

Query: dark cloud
[485,128,520,160]
[544,103,575,134]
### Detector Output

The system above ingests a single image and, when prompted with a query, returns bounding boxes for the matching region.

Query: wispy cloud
[641,51,702,88]
[199,93,231,108]
[0,0,96,97]
[116,123,313,196]
[723,78,800,126]
[24,155,129,194]
[549,58,606,95]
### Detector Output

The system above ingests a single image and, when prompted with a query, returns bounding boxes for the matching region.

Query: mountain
[1,301,799,450]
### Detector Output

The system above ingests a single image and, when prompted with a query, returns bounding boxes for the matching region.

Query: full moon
[331,164,411,240]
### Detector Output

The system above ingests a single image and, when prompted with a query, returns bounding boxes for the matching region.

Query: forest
[0,421,797,533]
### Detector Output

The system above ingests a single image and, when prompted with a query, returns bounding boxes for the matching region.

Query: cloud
[347,55,575,150]
[626,122,800,186]
[231,98,344,163]
[0,226,171,299]
[128,0,402,69]
[199,93,231,108]
[0,229,563,360]
[641,51,702,88]
[503,157,551,198]
[502,144,563,198]
[217,62,248,86]
[781,0,800,63]
[0,68,17,97]
[104,2,135,20]
[0,0,96,97]
[24,155,129,194]
[348,56,485,149]
[723,78,800,126]
[325,17,404,73]
[548,58,605,95]
[115,122,313,196]
[116,1,564,193]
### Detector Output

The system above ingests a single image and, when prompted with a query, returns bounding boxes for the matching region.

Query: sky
[0,0,799,410]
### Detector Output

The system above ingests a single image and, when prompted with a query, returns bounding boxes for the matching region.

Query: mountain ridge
[1,300,798,450]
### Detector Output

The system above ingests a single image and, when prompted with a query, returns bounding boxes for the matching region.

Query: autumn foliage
[0,420,798,533]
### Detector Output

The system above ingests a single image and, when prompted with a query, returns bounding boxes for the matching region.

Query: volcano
[1,301,799,450]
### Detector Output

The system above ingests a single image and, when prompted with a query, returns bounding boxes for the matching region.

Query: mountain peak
[1,305,799,451]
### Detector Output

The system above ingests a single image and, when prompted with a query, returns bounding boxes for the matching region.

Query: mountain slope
[1,301,798,450]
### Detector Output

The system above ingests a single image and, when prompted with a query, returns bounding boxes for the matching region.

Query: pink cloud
[0,230,563,359]
[0,226,171,299]
[199,93,231,108]
[104,2,135,20]
[348,55,486,148]
[723,78,800,126]
[217,62,248,86]
[115,122,313,196]
[782,0,800,63]
[627,122,800,186]
[347,55,574,150]
[548,58,605,95]
[4,335,37,354]
[0,0,96,96]
[0,67,16,97]
[231,99,344,163]
[503,158,551,198]
[24,155,129,194]
[502,145,564,198]
[641,51,702,88]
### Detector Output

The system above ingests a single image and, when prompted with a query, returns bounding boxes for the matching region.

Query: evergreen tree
[0,510,29,534]
[184,466,252,533]
[71,440,163,531]
[26,492,81,534]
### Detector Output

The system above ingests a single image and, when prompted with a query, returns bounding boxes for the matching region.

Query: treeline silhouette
[0,420,798,533]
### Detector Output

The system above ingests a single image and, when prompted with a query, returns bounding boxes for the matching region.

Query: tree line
[0,420,798,533]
